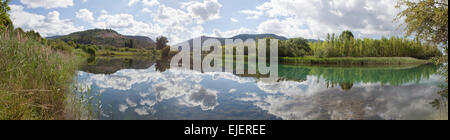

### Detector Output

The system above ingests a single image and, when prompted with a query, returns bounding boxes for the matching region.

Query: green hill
[48,29,156,49]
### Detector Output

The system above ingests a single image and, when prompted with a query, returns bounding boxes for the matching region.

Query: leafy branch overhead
[0,0,12,31]
[396,0,448,45]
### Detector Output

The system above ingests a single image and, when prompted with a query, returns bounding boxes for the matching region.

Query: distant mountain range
[175,34,288,47]
[47,29,156,49]
[175,34,323,48]
[306,39,322,43]
[48,29,322,49]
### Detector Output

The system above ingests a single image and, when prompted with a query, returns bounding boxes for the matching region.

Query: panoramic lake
[75,57,447,120]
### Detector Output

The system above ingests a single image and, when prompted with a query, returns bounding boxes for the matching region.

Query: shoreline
[280,56,431,65]
[96,53,432,66]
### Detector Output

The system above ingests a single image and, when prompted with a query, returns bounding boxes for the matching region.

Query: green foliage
[396,0,448,46]
[0,0,12,31]
[53,29,155,49]
[156,36,168,50]
[168,50,179,58]
[1,29,83,119]
[10,28,46,45]
[125,39,134,48]
[86,47,96,56]
[48,39,74,53]
[25,30,45,43]
[340,30,354,39]
[310,32,442,59]
[280,56,430,65]
[161,46,171,58]
[279,37,311,57]
[278,64,439,86]
[47,39,98,56]
[396,0,448,105]
[77,44,98,56]
[313,46,329,58]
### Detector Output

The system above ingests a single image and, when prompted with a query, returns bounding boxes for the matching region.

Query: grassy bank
[280,56,431,65]
[207,53,431,65]
[0,30,85,120]
[96,48,158,57]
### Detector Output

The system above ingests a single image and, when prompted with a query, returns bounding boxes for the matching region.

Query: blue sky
[9,0,404,44]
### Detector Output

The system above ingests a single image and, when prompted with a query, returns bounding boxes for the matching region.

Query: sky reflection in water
[76,58,446,120]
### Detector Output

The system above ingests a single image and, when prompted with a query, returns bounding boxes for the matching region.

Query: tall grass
[0,30,84,120]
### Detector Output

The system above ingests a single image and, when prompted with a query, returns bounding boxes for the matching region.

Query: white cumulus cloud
[230,18,238,23]
[247,0,403,39]
[128,0,159,7]
[76,9,94,23]
[9,5,83,37]
[182,0,222,24]
[258,18,312,38]
[240,10,263,19]
[92,12,163,40]
[20,0,74,9]
[154,5,193,26]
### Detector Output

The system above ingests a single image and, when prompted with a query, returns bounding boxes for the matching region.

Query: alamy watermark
[170,38,279,82]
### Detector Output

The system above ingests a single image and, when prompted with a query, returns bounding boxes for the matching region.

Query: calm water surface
[76,57,447,120]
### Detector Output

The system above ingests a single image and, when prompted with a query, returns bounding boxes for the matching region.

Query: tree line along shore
[1,0,447,120]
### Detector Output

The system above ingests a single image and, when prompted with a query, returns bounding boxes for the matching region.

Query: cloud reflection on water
[78,66,222,117]
[77,64,444,120]
[247,79,441,120]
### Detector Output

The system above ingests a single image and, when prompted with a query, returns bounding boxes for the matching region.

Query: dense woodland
[231,31,442,59]
[309,31,442,59]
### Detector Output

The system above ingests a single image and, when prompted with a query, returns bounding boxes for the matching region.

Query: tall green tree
[396,0,448,109]
[309,35,441,58]
[126,39,134,48]
[396,0,448,45]
[156,36,168,50]
[340,30,354,39]
[0,0,13,31]
[279,37,311,57]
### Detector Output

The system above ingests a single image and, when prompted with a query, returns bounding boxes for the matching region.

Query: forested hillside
[49,29,156,49]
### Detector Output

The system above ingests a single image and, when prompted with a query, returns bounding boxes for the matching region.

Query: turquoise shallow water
[76,58,447,120]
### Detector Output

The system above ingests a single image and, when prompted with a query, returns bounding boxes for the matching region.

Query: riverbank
[0,30,86,120]
[280,56,431,65]
[96,48,158,57]
[202,53,431,66]
[75,56,446,120]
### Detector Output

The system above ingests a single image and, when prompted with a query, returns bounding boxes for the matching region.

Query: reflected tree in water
[339,82,354,91]
[278,64,439,86]
[155,59,170,72]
